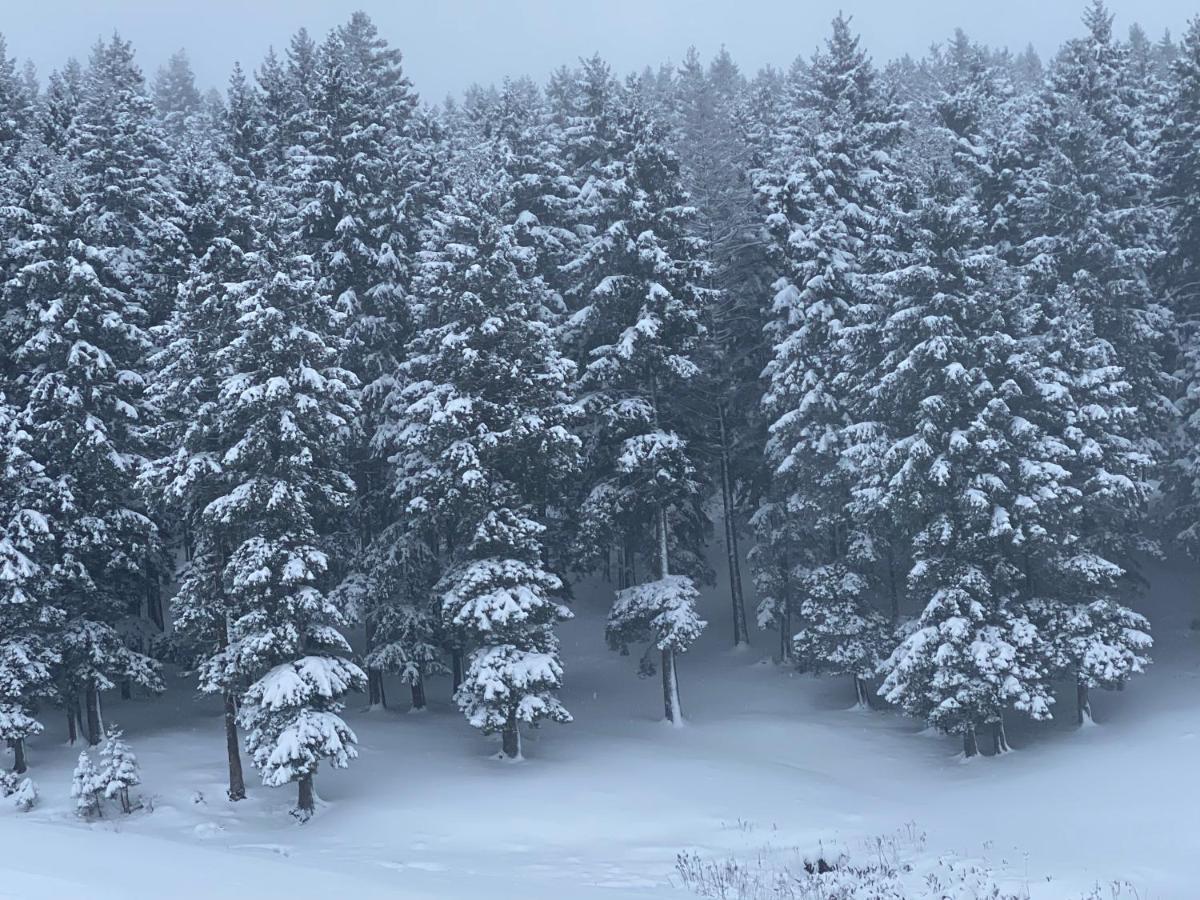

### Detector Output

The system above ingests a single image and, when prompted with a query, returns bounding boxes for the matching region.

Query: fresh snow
[3,555,1197,898]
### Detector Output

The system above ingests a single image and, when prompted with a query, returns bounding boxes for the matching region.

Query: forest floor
[0,556,1197,899]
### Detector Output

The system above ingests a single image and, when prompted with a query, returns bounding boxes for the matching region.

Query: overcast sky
[2,1,1195,102]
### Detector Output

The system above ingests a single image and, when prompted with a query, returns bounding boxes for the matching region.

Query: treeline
[1,2,1197,818]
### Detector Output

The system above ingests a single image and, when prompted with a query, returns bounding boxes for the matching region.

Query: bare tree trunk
[886,545,900,622]
[451,650,464,693]
[962,725,979,759]
[66,703,77,745]
[74,695,85,741]
[622,533,636,590]
[410,674,426,711]
[853,675,871,710]
[656,505,684,726]
[365,619,386,709]
[991,717,1010,754]
[717,402,748,646]
[10,738,26,774]
[85,683,101,746]
[501,717,521,759]
[119,679,132,700]
[662,647,682,726]
[224,689,246,801]
[1076,679,1093,726]
[295,772,315,820]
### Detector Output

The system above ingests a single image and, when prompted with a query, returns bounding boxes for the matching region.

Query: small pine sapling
[71,752,104,819]
[99,726,141,813]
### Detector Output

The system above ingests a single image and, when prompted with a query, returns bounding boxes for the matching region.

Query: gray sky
[3,1,1195,102]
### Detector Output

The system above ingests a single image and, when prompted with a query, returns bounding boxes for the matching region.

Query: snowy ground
[2,555,1198,899]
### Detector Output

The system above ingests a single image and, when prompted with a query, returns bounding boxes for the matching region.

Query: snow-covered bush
[12,777,37,812]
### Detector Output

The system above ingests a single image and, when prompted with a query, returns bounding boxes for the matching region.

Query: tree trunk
[886,545,900,622]
[662,647,683,727]
[853,675,871,710]
[85,683,101,746]
[120,679,132,701]
[74,696,85,740]
[66,703,77,745]
[295,772,315,820]
[1076,679,1093,726]
[717,402,748,646]
[224,689,246,801]
[501,718,521,759]
[10,738,26,774]
[991,717,1010,755]
[779,602,792,663]
[367,668,386,710]
[410,675,426,711]
[622,533,636,590]
[451,650,464,693]
[962,725,979,759]
[365,615,385,709]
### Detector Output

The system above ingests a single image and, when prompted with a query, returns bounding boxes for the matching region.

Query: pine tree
[4,147,163,745]
[98,726,140,813]
[381,172,581,757]
[71,751,103,818]
[152,49,203,140]
[753,15,905,696]
[143,133,264,800]
[565,81,712,724]
[0,395,62,773]
[1157,19,1200,557]
[187,219,364,819]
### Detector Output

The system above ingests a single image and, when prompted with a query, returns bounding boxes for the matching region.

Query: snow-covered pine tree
[381,168,581,757]
[673,46,762,648]
[200,221,365,819]
[36,58,82,152]
[277,16,428,709]
[1157,18,1200,558]
[98,726,140,813]
[564,79,712,724]
[70,751,103,819]
[152,49,203,141]
[868,184,1057,755]
[753,15,905,699]
[143,85,271,799]
[67,34,186,325]
[985,4,1160,720]
[0,395,63,773]
[3,146,163,746]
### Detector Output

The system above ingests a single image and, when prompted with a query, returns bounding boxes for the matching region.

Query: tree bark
[853,675,871,710]
[991,717,1010,754]
[1076,680,1093,726]
[501,718,521,759]
[10,738,26,774]
[886,545,900,622]
[296,772,315,820]
[367,668,386,710]
[85,683,101,746]
[224,689,246,801]
[66,703,77,745]
[662,647,682,726]
[717,402,748,646]
[962,725,979,759]
[622,533,636,590]
[120,679,132,700]
[410,675,426,711]
[451,650,464,693]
